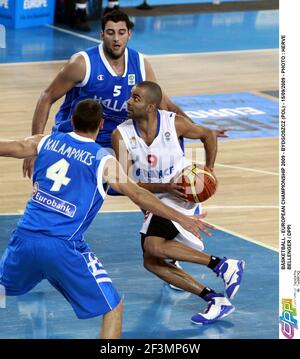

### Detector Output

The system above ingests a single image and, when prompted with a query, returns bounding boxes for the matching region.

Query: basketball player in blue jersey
[113,81,245,325]
[0,99,214,338]
[23,9,189,179]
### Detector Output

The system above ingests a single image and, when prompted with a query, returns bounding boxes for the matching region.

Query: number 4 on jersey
[46,159,71,191]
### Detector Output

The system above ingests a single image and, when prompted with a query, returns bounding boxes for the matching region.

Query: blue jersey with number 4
[53,44,146,148]
[16,132,112,241]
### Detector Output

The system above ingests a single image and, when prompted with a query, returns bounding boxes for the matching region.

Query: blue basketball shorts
[0,231,121,319]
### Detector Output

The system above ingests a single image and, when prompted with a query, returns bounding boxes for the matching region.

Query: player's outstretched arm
[0,135,44,159]
[103,157,214,239]
[23,54,86,179]
[31,54,86,136]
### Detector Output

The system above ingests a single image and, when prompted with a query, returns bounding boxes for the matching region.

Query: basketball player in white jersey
[112,81,245,324]
[0,99,212,338]
[23,9,189,179]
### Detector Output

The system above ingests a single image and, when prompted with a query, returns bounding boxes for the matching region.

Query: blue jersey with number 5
[16,132,112,241]
[53,44,146,148]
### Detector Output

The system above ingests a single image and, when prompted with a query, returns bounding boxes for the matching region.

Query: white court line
[207,221,278,253]
[0,209,278,252]
[44,27,278,57]
[0,42,278,66]
[146,48,278,58]
[101,209,140,213]
[0,59,66,66]
[45,24,101,43]
[43,26,279,58]
[0,209,140,215]
[214,163,279,176]
[0,205,278,215]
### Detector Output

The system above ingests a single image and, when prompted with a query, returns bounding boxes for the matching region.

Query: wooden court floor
[0,49,279,249]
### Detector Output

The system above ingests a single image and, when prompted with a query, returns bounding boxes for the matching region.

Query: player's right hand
[23,156,36,179]
[179,212,215,239]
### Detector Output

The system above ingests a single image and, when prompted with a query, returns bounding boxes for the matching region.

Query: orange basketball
[176,163,217,203]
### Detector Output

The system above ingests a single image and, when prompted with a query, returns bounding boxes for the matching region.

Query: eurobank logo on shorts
[280,298,298,339]
[23,0,48,9]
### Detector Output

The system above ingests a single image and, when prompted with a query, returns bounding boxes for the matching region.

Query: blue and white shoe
[214,258,245,299]
[191,293,235,325]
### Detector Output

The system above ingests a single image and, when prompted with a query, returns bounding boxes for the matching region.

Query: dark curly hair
[101,9,134,31]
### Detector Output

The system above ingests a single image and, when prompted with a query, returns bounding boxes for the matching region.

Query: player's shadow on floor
[17,292,48,339]
[123,284,234,339]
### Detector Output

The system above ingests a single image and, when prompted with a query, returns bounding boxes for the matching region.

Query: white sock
[108,1,119,8]
[75,3,87,10]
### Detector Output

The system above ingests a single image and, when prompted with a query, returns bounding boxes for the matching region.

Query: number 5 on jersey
[113,85,122,97]
[46,159,71,191]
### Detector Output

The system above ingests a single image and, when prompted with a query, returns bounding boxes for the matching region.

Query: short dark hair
[136,81,163,107]
[72,100,103,133]
[101,9,134,31]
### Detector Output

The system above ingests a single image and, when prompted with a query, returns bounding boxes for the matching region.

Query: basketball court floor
[0,5,279,338]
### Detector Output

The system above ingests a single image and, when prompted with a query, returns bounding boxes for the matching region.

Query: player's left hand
[23,156,36,179]
[179,212,215,239]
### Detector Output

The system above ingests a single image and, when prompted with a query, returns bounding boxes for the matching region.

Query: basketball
[176,163,217,203]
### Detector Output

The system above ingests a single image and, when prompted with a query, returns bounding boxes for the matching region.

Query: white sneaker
[214,258,245,299]
[191,293,235,325]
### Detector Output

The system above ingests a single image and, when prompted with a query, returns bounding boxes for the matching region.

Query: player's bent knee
[143,237,164,257]
[143,256,159,273]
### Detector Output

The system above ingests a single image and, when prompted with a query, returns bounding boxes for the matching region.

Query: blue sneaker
[214,258,245,299]
[191,293,235,325]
